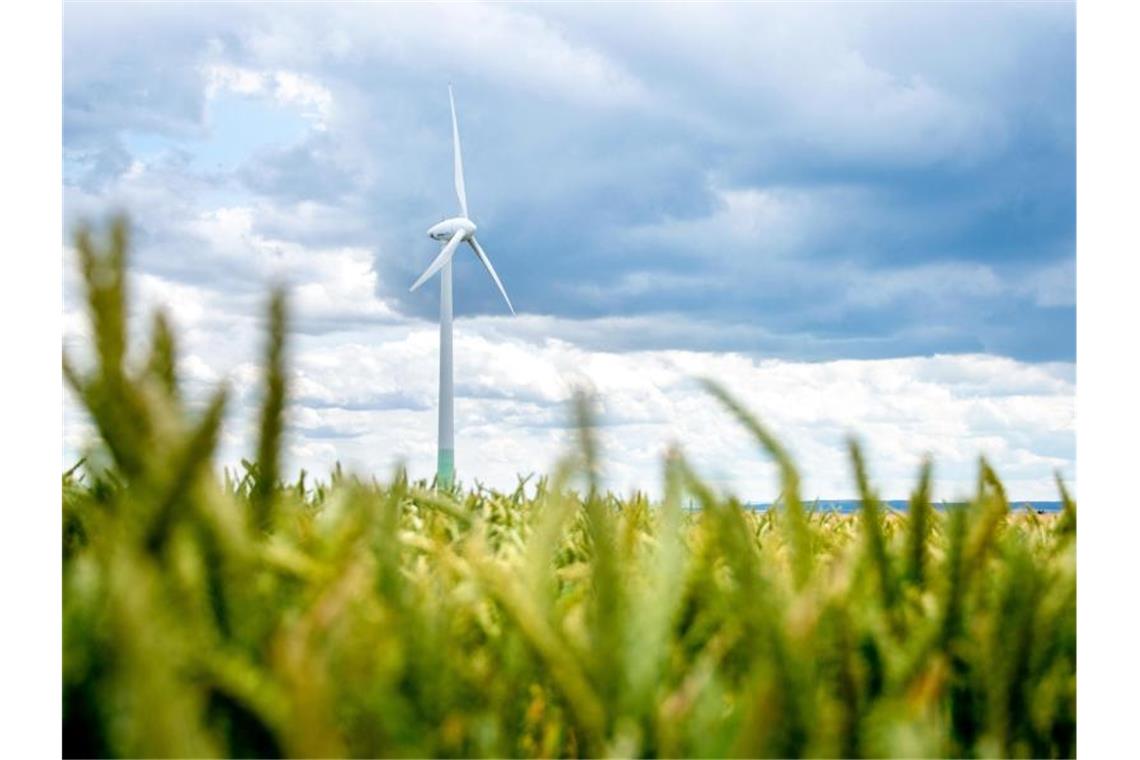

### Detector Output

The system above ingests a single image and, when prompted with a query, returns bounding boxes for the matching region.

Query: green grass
[63,218,1076,758]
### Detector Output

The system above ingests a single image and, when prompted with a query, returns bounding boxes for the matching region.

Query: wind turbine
[410,86,515,489]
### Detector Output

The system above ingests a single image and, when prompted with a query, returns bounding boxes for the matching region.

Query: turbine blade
[449,85,469,219]
[410,230,466,293]
[468,237,515,315]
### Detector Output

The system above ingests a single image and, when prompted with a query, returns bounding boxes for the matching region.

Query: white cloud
[1020,257,1076,308]
[625,185,841,263]
[204,63,333,127]
[64,271,1074,501]
[180,205,400,325]
[784,48,1001,167]
[240,2,648,108]
[537,2,1005,166]
[401,338,1069,500]
[71,309,1072,501]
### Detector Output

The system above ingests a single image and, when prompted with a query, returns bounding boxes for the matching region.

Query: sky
[62,1,1075,500]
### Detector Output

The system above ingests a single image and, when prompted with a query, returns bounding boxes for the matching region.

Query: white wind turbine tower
[410,86,515,489]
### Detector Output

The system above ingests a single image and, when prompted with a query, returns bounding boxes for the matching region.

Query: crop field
[63,220,1076,758]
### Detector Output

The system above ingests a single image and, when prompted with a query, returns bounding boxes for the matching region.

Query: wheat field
[63,219,1076,758]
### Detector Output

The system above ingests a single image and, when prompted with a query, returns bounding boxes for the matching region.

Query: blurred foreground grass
[63,219,1075,758]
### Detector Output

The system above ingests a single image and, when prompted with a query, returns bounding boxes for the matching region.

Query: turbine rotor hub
[427,216,476,241]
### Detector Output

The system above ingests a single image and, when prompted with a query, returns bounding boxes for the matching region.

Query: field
[63,220,1076,758]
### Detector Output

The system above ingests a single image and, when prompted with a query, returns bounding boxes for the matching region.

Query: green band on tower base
[437,448,455,489]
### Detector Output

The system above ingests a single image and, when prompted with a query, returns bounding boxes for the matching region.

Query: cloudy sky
[62,1,1075,500]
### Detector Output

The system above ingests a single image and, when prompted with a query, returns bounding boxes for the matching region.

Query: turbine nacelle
[428,216,476,242]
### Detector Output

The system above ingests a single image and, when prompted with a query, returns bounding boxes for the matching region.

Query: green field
[63,220,1076,758]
